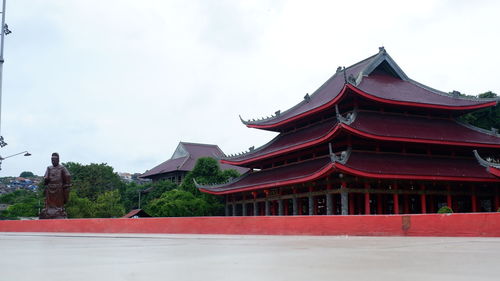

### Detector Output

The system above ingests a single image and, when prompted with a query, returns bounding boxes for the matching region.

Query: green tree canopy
[94,190,125,218]
[66,191,96,218]
[121,180,177,211]
[19,171,35,178]
[460,91,499,130]
[146,189,211,217]
[64,162,125,201]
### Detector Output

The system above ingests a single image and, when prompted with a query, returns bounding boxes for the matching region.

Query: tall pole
[0,0,6,137]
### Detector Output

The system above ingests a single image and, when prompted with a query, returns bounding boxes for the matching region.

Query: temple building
[141,142,248,184]
[197,47,500,216]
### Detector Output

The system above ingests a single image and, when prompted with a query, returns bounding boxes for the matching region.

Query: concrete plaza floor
[1,232,499,281]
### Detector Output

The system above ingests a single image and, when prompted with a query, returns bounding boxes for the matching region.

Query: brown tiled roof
[141,142,248,178]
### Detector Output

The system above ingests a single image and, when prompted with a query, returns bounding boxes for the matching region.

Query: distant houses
[0,177,40,195]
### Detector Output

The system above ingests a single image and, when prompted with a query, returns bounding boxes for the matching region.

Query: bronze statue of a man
[39,153,71,219]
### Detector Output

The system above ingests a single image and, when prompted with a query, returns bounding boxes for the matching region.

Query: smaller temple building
[141,142,247,184]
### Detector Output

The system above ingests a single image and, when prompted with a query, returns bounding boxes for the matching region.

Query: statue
[39,153,71,219]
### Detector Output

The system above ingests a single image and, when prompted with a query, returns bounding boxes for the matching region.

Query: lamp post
[0,150,31,170]
[0,0,10,141]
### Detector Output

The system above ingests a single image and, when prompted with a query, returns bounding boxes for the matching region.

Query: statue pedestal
[39,207,68,219]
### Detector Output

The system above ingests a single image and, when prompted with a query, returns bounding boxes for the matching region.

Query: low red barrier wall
[1,213,499,237]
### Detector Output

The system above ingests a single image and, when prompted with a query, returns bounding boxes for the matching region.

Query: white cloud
[0,0,498,176]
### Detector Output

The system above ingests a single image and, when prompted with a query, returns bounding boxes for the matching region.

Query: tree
[94,190,125,218]
[180,157,239,195]
[4,202,39,218]
[66,191,96,218]
[64,162,126,201]
[121,180,177,211]
[178,157,240,216]
[460,91,499,130]
[19,171,35,178]
[146,189,211,217]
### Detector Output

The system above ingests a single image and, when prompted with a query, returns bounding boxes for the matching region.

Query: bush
[437,206,453,214]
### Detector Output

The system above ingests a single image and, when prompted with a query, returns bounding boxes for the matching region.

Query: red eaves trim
[334,163,500,182]
[199,163,335,195]
[342,125,500,148]
[489,167,500,178]
[247,84,496,130]
[221,125,342,166]
[247,85,350,130]
[347,84,497,111]
[223,122,500,166]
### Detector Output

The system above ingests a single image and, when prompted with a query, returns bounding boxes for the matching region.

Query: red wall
[1,213,499,237]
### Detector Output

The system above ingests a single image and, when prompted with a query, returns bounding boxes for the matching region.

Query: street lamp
[0,150,31,170]
[0,0,10,141]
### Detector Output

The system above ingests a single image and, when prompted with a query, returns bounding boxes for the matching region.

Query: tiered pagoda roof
[223,110,500,167]
[199,48,500,195]
[241,47,497,131]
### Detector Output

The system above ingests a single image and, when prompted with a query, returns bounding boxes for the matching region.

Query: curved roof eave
[334,163,500,182]
[223,111,500,166]
[198,160,335,195]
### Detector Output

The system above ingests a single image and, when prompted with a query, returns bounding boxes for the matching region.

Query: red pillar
[393,184,399,215]
[349,193,355,215]
[420,184,427,214]
[377,194,383,215]
[364,183,371,215]
[447,185,452,208]
[471,187,478,213]
[298,199,303,215]
[429,194,435,213]
[403,195,410,214]
[284,199,289,216]
[494,193,500,212]
[332,194,337,215]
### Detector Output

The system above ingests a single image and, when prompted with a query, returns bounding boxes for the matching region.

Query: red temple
[197,47,500,216]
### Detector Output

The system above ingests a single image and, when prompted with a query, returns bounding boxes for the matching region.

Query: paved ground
[1,233,499,281]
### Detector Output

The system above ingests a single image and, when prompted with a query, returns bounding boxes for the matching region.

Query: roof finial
[379,46,386,53]
[342,66,347,83]
[304,93,311,102]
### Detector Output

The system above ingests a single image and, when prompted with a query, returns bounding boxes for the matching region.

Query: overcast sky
[0,0,499,176]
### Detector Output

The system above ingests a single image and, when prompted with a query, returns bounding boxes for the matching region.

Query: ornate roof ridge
[455,119,500,137]
[225,109,357,160]
[240,51,380,126]
[196,156,333,191]
[473,150,500,168]
[329,143,351,165]
[407,79,500,103]
[193,173,250,190]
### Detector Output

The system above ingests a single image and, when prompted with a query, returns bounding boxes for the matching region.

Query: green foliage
[437,206,453,214]
[460,91,499,130]
[121,180,177,211]
[177,157,240,216]
[66,191,96,218]
[94,190,125,218]
[19,171,35,178]
[0,189,42,218]
[180,157,238,195]
[146,189,211,217]
[0,189,39,204]
[64,162,126,201]
[4,202,38,217]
